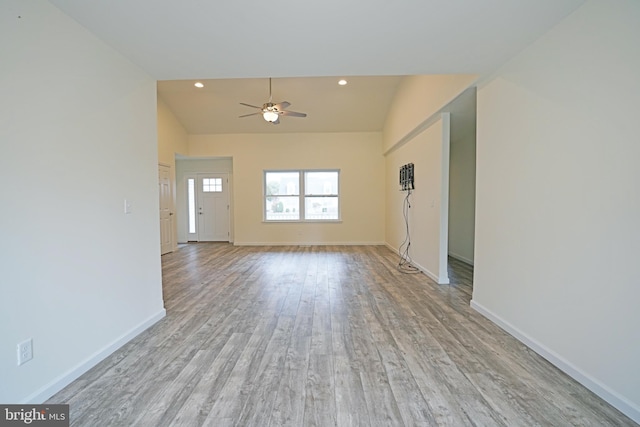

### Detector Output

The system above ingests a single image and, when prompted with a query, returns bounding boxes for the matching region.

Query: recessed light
[338,79,347,86]
[194,82,204,88]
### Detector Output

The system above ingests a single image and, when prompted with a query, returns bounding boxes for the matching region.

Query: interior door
[196,173,229,242]
[159,165,173,254]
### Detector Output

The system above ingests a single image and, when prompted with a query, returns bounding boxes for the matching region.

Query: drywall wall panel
[188,132,385,245]
[448,89,477,265]
[157,97,188,165]
[0,0,164,402]
[472,0,640,421]
[385,116,450,283]
[383,74,477,153]
[157,98,189,251]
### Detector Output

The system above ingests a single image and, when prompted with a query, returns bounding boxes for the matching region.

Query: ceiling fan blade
[239,102,262,109]
[271,116,280,125]
[281,110,307,118]
[239,112,262,118]
[273,101,290,110]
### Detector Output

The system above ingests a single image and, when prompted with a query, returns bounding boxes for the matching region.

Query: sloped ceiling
[157,76,404,134]
[48,0,584,133]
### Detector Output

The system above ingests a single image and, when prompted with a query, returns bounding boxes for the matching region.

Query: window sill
[262,220,343,224]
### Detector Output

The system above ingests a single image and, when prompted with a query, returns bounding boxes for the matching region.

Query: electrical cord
[398,188,421,274]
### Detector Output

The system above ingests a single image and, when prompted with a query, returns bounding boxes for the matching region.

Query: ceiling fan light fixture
[338,79,347,86]
[263,111,279,122]
[240,78,307,124]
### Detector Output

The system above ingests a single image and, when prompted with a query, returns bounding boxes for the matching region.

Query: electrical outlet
[17,338,33,366]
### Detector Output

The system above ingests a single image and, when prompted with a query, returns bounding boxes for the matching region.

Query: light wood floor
[49,244,636,426]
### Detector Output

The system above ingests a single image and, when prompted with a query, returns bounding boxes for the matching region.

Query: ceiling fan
[239,78,307,124]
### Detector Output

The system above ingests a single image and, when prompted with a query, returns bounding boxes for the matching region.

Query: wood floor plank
[46,243,637,427]
[235,315,296,427]
[170,332,252,427]
[333,355,370,427]
[268,334,311,427]
[304,354,336,427]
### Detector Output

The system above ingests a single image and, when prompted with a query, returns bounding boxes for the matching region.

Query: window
[304,171,339,220]
[265,171,300,220]
[202,177,222,192]
[187,178,196,233]
[264,170,340,221]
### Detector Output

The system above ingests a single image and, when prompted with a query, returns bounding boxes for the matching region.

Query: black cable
[397,188,420,274]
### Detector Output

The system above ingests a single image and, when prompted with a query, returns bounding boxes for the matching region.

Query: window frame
[202,177,223,193]
[263,169,341,222]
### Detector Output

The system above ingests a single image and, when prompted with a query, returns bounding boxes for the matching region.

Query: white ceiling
[49,0,584,134]
[157,76,404,134]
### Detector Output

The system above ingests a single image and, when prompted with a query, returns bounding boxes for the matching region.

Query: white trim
[439,113,451,285]
[263,169,341,223]
[448,251,474,266]
[384,111,444,156]
[184,174,197,242]
[21,309,166,404]
[261,220,343,224]
[413,259,450,285]
[234,241,386,246]
[383,86,480,156]
[159,163,175,255]
[384,242,398,252]
[470,300,640,424]
[385,243,450,285]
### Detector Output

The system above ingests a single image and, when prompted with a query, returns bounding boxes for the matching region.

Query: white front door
[159,165,173,254]
[187,173,230,242]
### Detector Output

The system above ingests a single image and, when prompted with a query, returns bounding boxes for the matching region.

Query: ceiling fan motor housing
[239,79,306,123]
[263,103,279,112]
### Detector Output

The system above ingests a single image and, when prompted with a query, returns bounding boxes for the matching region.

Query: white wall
[0,0,165,403]
[188,132,385,245]
[383,75,476,283]
[383,75,477,154]
[472,0,640,422]
[157,97,189,251]
[448,89,477,265]
[158,97,189,164]
[385,116,450,283]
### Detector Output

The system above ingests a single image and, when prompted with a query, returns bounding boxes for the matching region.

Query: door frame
[158,163,174,254]
[185,172,231,242]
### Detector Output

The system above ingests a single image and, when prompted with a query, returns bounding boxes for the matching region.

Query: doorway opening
[176,156,233,244]
[446,87,476,294]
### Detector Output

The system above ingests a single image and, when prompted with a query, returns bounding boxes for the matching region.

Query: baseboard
[22,309,166,404]
[412,259,449,284]
[448,251,474,266]
[385,243,450,284]
[470,300,640,424]
[234,241,386,246]
[384,242,398,253]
